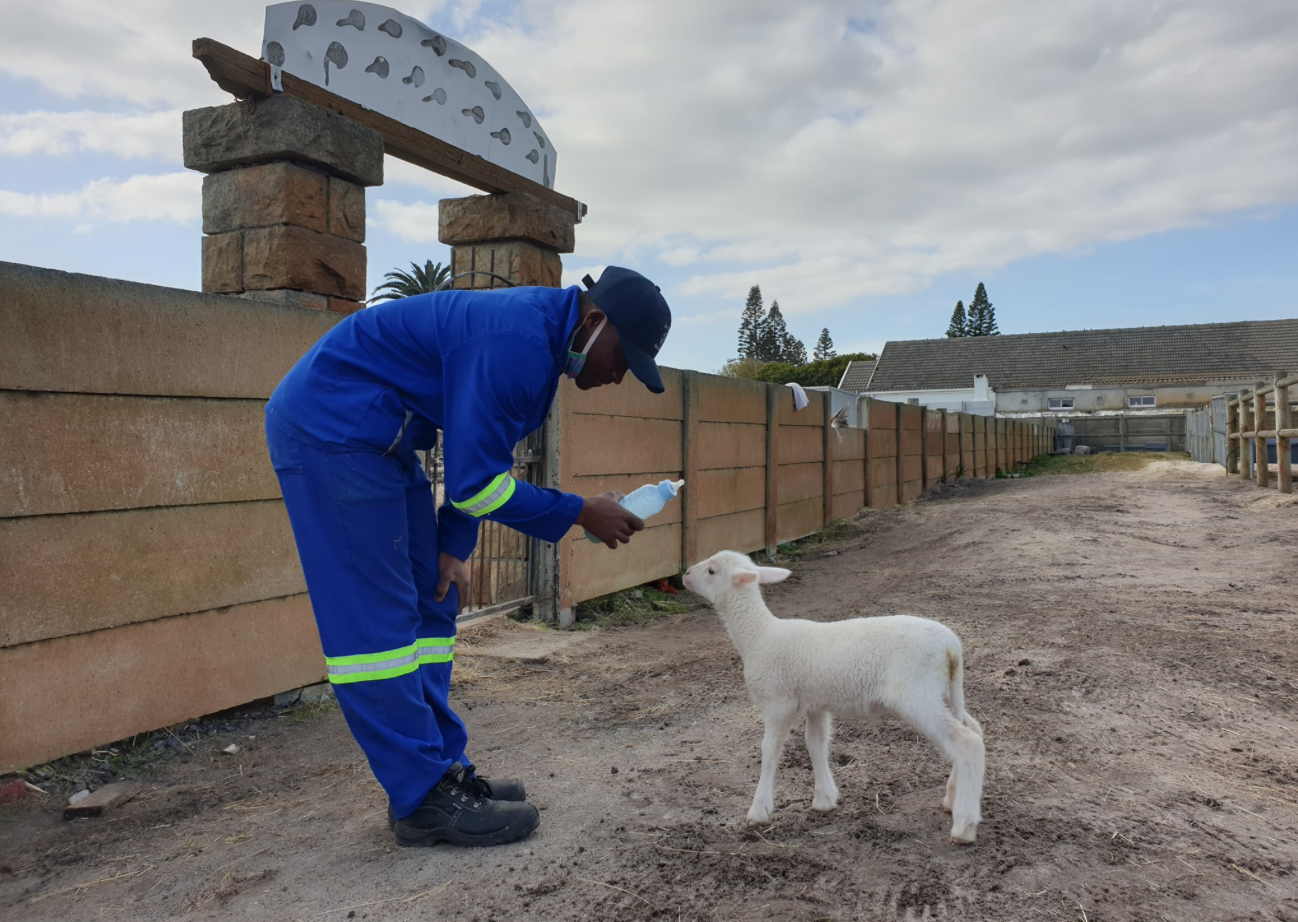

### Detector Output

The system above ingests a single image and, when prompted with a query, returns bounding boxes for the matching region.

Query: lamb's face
[683,551,790,603]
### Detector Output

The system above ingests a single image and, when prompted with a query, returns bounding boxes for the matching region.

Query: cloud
[372,198,442,242]
[0,1,449,107]
[0,110,182,160]
[2,0,1297,325]
[0,172,200,224]
[463,0,1298,312]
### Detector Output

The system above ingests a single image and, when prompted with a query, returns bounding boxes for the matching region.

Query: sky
[2,0,1297,374]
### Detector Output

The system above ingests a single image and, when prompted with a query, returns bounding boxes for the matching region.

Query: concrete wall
[996,382,1256,414]
[545,382,1055,611]
[1055,414,1188,453]
[1,259,1057,768]
[0,261,339,773]
[865,380,1261,417]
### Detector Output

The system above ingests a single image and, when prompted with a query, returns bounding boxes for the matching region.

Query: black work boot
[466,774,526,802]
[391,763,539,848]
[386,773,528,830]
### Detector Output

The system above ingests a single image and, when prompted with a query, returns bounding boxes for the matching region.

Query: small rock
[1017,658,1031,666]
[822,551,839,558]
[68,789,91,805]
[223,744,241,755]
[0,779,27,806]
[1003,667,1018,676]
[611,767,619,774]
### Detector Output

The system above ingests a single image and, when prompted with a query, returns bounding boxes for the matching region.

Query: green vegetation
[747,351,877,387]
[1015,451,1190,476]
[814,327,837,361]
[571,583,695,628]
[368,259,452,303]
[945,282,999,337]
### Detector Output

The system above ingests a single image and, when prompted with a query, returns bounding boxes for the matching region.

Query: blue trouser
[266,417,470,819]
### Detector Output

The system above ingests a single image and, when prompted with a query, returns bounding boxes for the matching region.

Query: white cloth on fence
[785,382,809,411]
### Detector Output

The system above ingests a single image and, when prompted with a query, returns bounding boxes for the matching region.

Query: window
[1048,398,1074,410]
[1128,395,1156,407]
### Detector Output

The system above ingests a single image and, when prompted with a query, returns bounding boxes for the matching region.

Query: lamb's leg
[805,710,839,811]
[942,766,957,814]
[905,700,985,844]
[946,715,985,844]
[748,705,797,825]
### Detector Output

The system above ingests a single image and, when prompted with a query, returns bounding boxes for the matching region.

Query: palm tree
[368,260,453,304]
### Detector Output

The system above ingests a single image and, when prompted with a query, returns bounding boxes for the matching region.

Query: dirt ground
[3,459,1298,921]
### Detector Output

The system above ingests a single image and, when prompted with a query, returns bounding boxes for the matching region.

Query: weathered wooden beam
[192,38,587,219]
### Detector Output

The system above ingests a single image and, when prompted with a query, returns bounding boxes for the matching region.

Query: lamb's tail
[945,647,983,737]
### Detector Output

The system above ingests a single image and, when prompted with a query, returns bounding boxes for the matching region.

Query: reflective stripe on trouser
[266,418,470,819]
[325,638,456,684]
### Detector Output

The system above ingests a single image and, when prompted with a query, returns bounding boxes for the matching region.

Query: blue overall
[265,286,585,818]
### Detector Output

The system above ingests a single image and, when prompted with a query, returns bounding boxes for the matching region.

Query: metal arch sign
[263,2,557,189]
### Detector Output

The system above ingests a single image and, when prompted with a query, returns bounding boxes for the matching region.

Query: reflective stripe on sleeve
[451,472,516,518]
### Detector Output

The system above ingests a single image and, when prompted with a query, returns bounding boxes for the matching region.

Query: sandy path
[3,460,1297,921]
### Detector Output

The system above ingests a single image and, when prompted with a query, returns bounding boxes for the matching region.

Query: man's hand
[436,551,470,614]
[576,491,644,549]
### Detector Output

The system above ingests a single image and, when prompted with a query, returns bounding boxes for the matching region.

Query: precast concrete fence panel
[1,258,1054,767]
[0,261,341,773]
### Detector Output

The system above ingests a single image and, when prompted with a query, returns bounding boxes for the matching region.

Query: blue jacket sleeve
[436,331,584,560]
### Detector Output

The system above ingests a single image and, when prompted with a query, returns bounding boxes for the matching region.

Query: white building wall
[862,375,996,416]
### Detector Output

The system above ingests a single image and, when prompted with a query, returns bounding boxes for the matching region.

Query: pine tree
[946,300,967,338]
[782,333,808,365]
[814,327,836,360]
[759,300,789,361]
[966,283,999,336]
[737,285,766,359]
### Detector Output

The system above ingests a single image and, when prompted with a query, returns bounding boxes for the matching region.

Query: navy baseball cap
[582,267,672,394]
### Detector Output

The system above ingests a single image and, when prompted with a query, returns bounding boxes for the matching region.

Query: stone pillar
[183,95,383,313]
[438,192,576,289]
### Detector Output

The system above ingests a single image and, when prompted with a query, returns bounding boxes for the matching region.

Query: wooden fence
[534,376,1055,626]
[1225,372,1296,493]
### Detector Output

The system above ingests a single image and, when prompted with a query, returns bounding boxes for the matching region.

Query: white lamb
[682,550,985,843]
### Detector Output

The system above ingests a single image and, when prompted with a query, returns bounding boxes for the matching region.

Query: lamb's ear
[756,567,792,584]
[732,571,759,587]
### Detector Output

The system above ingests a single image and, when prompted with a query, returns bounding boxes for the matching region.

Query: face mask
[564,318,607,379]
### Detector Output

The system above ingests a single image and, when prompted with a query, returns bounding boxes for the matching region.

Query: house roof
[838,360,876,391]
[864,318,1298,392]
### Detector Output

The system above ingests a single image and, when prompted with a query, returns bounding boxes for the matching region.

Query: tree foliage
[814,327,836,361]
[946,300,967,338]
[965,282,999,336]
[736,287,810,363]
[369,260,453,304]
[737,285,766,359]
[746,352,877,387]
[944,284,1000,336]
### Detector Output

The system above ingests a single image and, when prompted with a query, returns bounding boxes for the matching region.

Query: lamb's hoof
[950,824,977,845]
[941,801,953,814]
[746,806,772,825]
[811,795,839,812]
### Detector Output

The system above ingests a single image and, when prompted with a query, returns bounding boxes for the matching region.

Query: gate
[422,430,543,619]
[1210,395,1229,467]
